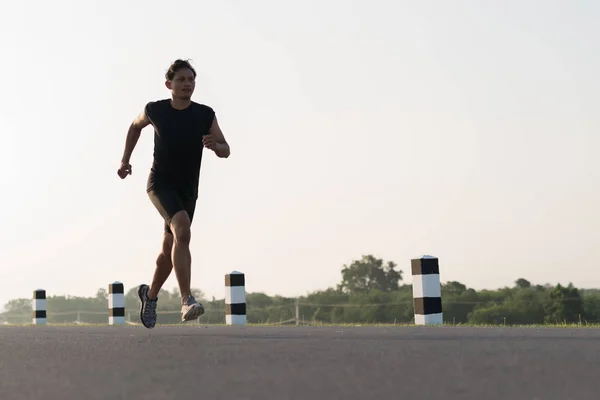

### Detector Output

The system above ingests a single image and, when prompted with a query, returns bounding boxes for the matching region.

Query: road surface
[0,325,598,399]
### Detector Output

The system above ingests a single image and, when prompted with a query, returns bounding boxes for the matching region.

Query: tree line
[2,254,599,325]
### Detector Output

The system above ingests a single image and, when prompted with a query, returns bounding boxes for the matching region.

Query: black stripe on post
[225,273,245,287]
[225,303,247,315]
[33,310,47,318]
[34,290,46,299]
[413,297,443,315]
[109,308,125,317]
[109,283,124,294]
[411,258,439,275]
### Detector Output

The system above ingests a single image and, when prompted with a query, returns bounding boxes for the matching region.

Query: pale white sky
[0,0,598,310]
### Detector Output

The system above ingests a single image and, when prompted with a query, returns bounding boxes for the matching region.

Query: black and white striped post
[33,289,47,325]
[108,282,125,325]
[411,255,443,325]
[225,271,246,326]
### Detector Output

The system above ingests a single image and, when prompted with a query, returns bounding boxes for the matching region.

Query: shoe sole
[182,304,205,322]
[137,284,155,329]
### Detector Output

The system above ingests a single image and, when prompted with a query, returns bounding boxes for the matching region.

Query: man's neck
[170,98,192,110]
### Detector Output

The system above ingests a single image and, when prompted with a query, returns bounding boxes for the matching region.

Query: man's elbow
[219,149,231,158]
[129,122,144,136]
[217,142,230,158]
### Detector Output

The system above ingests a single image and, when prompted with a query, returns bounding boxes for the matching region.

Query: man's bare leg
[169,210,192,298]
[147,232,174,300]
[137,232,174,329]
[169,210,204,321]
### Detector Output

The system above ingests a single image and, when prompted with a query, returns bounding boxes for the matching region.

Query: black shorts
[147,184,198,234]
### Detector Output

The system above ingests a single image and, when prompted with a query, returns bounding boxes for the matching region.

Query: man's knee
[170,211,191,243]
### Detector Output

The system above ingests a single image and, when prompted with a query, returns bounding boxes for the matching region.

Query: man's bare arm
[121,108,151,164]
[208,116,230,158]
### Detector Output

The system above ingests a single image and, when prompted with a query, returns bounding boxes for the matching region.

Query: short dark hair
[165,59,197,81]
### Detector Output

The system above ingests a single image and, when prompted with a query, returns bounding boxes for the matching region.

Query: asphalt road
[0,325,599,400]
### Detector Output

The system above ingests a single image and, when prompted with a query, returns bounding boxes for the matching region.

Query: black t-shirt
[144,99,215,193]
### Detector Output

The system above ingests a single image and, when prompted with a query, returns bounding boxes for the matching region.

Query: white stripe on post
[33,289,47,325]
[411,255,443,325]
[225,271,246,325]
[108,282,125,325]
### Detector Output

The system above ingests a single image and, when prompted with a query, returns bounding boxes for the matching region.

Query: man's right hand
[117,161,132,179]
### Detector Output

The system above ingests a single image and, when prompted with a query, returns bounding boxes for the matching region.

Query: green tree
[96,288,108,300]
[3,298,31,314]
[581,289,600,323]
[441,281,479,324]
[337,255,402,294]
[543,283,584,324]
[515,278,531,289]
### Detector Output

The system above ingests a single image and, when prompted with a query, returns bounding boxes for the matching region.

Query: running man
[117,59,230,328]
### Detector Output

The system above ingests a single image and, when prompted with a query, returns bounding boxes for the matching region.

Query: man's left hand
[204,116,230,158]
[202,134,218,150]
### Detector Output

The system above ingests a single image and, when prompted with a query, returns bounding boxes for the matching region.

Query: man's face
[166,68,196,99]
